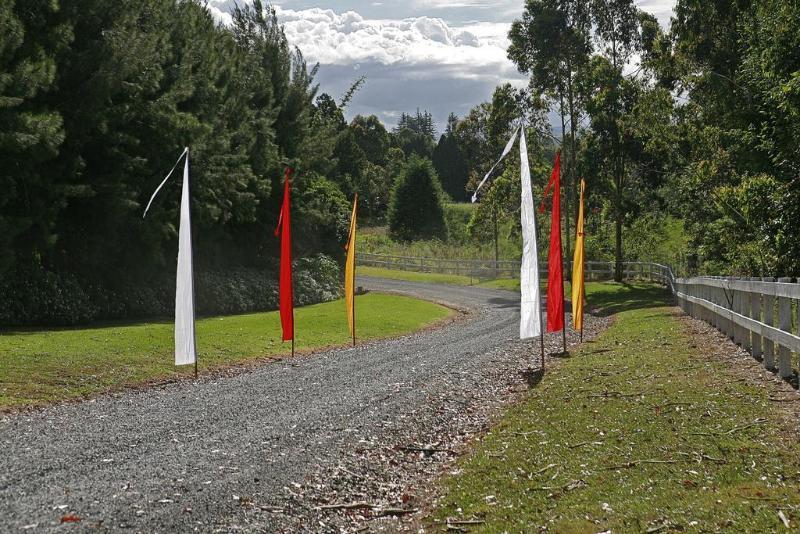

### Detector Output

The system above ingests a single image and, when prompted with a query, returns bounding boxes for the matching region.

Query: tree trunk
[614,166,623,282]
[559,92,571,281]
[567,70,579,283]
[611,37,624,283]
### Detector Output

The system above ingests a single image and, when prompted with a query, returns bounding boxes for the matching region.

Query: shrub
[388,155,448,242]
[0,255,342,327]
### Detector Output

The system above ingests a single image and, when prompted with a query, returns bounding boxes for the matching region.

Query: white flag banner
[175,151,197,366]
[143,148,197,367]
[471,126,520,203]
[519,128,543,339]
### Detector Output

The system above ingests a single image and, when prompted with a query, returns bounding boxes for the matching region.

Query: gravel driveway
[1,277,609,532]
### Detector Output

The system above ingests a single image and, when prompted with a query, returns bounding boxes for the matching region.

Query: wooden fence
[674,277,800,379]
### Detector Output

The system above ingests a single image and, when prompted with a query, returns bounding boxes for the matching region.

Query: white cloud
[277,7,519,81]
[206,2,521,82]
[203,1,677,129]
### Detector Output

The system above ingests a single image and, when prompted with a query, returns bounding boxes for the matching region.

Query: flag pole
[351,251,356,347]
[188,148,199,380]
[352,264,357,347]
[561,180,568,355]
[353,194,357,347]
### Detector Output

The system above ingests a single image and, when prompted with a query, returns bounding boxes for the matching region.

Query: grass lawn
[360,266,480,286]
[0,293,450,410]
[431,283,800,531]
[359,265,525,291]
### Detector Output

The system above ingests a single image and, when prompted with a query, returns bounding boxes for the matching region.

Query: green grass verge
[359,265,524,291]
[0,293,450,410]
[432,283,800,531]
[360,266,480,286]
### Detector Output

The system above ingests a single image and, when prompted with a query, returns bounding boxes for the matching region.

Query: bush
[0,263,96,326]
[0,255,342,327]
[388,155,448,242]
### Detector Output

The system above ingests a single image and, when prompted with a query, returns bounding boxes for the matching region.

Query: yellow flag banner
[572,179,586,332]
[345,194,358,342]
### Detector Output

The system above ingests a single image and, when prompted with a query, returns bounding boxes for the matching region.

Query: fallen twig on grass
[534,463,557,475]
[725,418,767,435]
[587,391,645,399]
[447,519,486,526]
[676,451,728,464]
[778,510,791,528]
[568,441,603,449]
[604,459,679,470]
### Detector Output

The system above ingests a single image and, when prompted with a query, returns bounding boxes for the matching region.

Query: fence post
[778,277,793,378]
[724,283,734,339]
[742,282,753,354]
[732,279,743,346]
[763,277,776,370]
[749,277,762,360]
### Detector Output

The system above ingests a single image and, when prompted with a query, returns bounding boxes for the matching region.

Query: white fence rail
[674,277,800,379]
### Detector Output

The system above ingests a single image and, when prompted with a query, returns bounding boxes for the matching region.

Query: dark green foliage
[388,156,448,242]
[665,0,800,275]
[391,127,435,159]
[0,0,354,325]
[0,0,69,272]
[350,115,389,166]
[432,133,469,201]
[0,255,340,327]
[394,110,436,139]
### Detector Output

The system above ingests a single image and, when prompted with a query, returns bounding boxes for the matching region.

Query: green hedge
[0,255,342,327]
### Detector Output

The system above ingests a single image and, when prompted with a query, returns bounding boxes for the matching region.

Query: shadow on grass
[519,368,544,388]
[587,283,672,317]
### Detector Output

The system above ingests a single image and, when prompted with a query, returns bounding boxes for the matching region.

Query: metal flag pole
[352,263,357,347]
[352,292,357,347]
[352,194,358,347]
[540,331,545,373]
[187,148,199,380]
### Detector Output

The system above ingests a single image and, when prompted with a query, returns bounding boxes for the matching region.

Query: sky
[207,0,677,132]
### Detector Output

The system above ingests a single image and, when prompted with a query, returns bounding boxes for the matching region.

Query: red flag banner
[541,152,564,333]
[274,168,294,342]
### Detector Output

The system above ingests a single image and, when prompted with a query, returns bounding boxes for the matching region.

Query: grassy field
[431,283,800,531]
[360,265,552,294]
[358,217,522,262]
[0,293,450,410]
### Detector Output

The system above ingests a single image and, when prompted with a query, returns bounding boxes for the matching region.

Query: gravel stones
[0,277,611,532]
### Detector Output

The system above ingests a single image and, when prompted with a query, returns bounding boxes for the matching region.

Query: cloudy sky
[207,1,677,132]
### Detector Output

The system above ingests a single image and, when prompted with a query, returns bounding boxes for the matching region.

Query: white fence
[674,277,800,379]
[359,252,674,286]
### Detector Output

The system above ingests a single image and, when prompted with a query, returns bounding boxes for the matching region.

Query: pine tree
[0,0,69,273]
[388,156,447,241]
[432,134,469,201]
